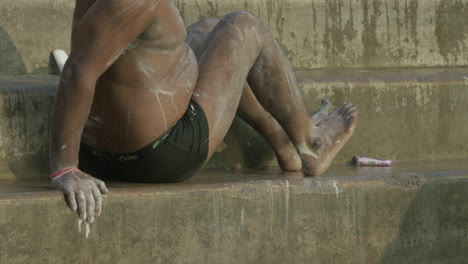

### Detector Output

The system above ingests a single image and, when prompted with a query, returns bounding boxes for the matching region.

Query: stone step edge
[2,165,467,263]
[2,164,468,201]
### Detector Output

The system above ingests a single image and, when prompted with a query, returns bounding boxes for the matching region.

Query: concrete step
[0,75,56,180]
[1,68,468,180]
[1,160,468,263]
[1,0,468,74]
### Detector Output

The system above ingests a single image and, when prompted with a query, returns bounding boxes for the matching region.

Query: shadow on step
[380,177,468,264]
[0,26,27,75]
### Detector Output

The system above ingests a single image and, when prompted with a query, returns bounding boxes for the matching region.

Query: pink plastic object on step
[354,156,393,167]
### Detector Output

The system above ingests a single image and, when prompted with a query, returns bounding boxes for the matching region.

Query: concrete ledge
[1,160,468,263]
[1,0,468,74]
[1,68,468,180]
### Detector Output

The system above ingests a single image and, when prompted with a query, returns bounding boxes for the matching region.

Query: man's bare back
[81,0,198,153]
[50,0,357,223]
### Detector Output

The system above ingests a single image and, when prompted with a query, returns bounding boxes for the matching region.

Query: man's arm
[71,0,95,48]
[50,0,161,223]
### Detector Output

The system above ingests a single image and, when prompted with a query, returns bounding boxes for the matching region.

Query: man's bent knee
[187,18,220,33]
[222,12,263,32]
[221,11,265,45]
[223,11,260,26]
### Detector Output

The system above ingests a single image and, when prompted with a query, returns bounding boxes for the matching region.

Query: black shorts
[79,100,209,183]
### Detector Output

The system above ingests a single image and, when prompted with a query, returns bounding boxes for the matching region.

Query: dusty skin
[49,0,357,223]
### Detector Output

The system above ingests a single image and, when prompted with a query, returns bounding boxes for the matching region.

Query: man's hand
[52,171,109,223]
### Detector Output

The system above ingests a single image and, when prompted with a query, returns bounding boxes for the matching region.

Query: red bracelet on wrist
[50,167,80,179]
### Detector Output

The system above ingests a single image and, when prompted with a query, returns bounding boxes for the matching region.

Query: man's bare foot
[298,102,358,176]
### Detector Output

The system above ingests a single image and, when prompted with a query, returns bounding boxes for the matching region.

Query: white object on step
[53,49,68,73]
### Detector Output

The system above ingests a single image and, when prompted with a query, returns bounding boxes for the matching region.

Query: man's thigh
[189,12,266,158]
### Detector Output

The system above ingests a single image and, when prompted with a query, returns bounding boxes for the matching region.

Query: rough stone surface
[0,75,56,180]
[1,69,468,180]
[1,163,468,264]
[1,0,468,75]
[176,0,468,70]
[0,0,74,75]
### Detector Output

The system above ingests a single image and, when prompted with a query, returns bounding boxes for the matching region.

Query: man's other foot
[299,102,358,176]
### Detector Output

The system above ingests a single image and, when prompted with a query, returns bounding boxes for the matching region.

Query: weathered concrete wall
[0,0,74,75]
[1,169,467,263]
[177,0,468,69]
[1,69,467,180]
[1,0,468,74]
[0,76,56,180]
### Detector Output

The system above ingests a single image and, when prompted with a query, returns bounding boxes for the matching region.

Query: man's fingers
[76,191,87,220]
[91,184,103,217]
[95,179,109,194]
[86,188,96,223]
[53,173,108,222]
[65,189,77,211]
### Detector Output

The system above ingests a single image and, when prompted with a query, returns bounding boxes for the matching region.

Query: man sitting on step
[49,0,358,223]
